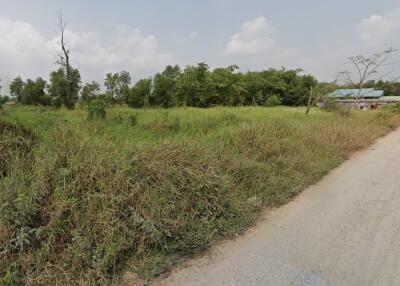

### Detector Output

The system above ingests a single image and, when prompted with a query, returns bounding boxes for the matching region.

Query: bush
[321,98,352,117]
[383,103,400,113]
[128,113,138,126]
[0,96,9,109]
[264,95,282,107]
[0,125,245,284]
[321,97,341,112]
[87,99,107,120]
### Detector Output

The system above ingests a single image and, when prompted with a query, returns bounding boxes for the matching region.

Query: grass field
[1,105,400,285]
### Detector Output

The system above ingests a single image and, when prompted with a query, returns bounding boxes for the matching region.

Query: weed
[87,99,107,120]
[0,106,399,285]
[128,113,138,126]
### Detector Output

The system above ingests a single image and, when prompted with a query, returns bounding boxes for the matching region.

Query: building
[325,88,400,109]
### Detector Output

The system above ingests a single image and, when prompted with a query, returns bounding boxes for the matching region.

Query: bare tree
[305,87,329,114]
[52,11,81,109]
[56,10,71,87]
[336,48,399,102]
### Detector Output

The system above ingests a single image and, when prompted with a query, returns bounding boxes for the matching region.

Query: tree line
[6,64,400,110]
[5,64,323,109]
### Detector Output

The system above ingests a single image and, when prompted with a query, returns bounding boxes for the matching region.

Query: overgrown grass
[1,105,400,285]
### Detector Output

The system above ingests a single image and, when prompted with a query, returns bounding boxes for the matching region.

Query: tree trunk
[305,87,313,115]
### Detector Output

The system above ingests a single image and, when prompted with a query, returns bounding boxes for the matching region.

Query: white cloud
[219,10,400,81]
[356,8,400,47]
[70,26,173,78]
[0,18,56,80]
[264,7,400,81]
[0,17,173,91]
[224,16,275,56]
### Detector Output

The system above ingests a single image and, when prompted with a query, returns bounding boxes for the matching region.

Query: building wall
[318,100,400,110]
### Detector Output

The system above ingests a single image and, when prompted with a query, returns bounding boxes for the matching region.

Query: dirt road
[153,129,400,286]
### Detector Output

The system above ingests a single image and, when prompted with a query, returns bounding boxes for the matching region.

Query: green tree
[162,65,181,80]
[104,71,131,103]
[175,63,211,107]
[48,67,81,109]
[10,76,25,103]
[20,78,50,105]
[126,79,152,108]
[258,68,317,106]
[241,72,265,105]
[265,95,282,107]
[151,65,182,107]
[152,73,176,107]
[0,96,8,108]
[209,66,245,106]
[81,81,101,104]
[0,79,7,108]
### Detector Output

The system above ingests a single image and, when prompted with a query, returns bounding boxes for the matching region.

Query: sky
[1,0,400,92]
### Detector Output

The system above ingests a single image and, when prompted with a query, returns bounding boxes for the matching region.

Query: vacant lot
[1,106,400,285]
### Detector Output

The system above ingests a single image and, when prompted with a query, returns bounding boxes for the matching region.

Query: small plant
[321,97,340,112]
[128,113,138,126]
[87,99,107,120]
[115,114,123,124]
[264,95,282,107]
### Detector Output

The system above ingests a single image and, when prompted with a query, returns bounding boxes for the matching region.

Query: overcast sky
[1,0,400,90]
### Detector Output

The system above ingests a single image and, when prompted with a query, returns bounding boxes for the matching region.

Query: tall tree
[81,81,101,104]
[209,65,244,106]
[152,65,181,107]
[175,63,211,107]
[104,71,131,103]
[9,76,25,103]
[21,78,50,105]
[126,78,152,108]
[0,78,8,108]
[54,11,81,109]
[48,67,81,108]
[162,65,181,80]
[336,48,398,101]
[152,73,176,107]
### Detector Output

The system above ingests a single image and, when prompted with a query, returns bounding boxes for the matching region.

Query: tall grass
[1,106,400,285]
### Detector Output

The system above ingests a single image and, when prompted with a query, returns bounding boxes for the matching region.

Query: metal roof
[328,89,384,98]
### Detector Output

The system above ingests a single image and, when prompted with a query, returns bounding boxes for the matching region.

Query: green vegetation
[0,80,9,109]
[0,97,8,109]
[87,99,107,120]
[1,105,400,285]
[9,64,319,109]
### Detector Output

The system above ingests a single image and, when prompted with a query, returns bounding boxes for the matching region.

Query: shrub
[0,96,9,109]
[0,125,245,284]
[321,97,341,112]
[383,103,400,113]
[264,95,282,107]
[168,117,181,132]
[148,116,181,133]
[128,113,138,126]
[0,121,37,178]
[87,99,107,120]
